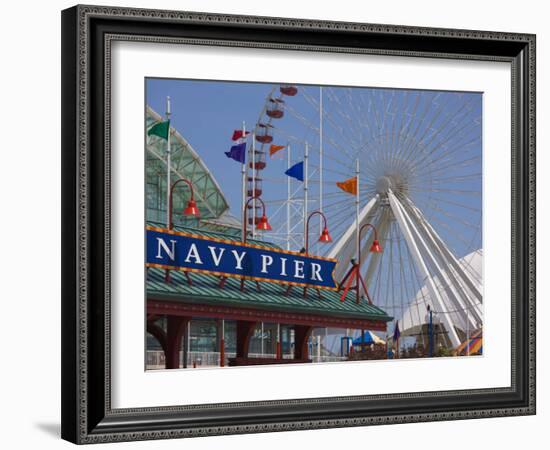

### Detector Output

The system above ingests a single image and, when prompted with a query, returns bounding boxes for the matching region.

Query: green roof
[146,224,392,323]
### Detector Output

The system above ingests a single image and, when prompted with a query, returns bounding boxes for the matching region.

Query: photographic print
[145,79,483,370]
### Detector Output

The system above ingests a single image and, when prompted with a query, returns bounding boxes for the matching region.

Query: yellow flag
[336,177,358,196]
[269,144,286,157]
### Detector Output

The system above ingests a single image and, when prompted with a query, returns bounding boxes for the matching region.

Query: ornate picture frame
[61,5,535,444]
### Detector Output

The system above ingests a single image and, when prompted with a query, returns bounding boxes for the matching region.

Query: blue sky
[146,78,482,260]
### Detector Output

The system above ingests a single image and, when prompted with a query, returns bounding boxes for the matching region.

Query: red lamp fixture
[183,198,199,217]
[243,195,271,242]
[319,226,332,243]
[369,238,382,253]
[257,213,272,231]
[169,178,199,229]
[305,211,332,254]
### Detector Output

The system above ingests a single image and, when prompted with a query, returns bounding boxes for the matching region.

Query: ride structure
[254,85,483,348]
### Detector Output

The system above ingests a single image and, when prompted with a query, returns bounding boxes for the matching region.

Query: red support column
[218,319,225,367]
[293,325,314,361]
[165,316,190,369]
[146,321,167,355]
[236,320,257,358]
[276,323,282,359]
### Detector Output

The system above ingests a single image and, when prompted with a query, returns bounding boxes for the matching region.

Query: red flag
[232,130,250,141]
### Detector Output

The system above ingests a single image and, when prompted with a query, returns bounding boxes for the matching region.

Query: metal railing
[145,350,346,369]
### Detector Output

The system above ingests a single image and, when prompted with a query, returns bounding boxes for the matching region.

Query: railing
[146,350,346,369]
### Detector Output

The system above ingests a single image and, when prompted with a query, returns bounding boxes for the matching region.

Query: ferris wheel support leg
[388,190,461,348]
[404,198,483,304]
[403,200,483,325]
[396,198,480,330]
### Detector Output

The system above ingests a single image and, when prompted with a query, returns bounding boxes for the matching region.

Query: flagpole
[287,144,291,251]
[303,142,309,248]
[319,87,324,254]
[165,96,171,228]
[241,121,247,241]
[355,157,360,265]
[396,324,400,359]
[252,131,256,239]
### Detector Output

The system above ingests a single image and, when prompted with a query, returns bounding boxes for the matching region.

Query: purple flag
[393,321,401,341]
[225,143,246,163]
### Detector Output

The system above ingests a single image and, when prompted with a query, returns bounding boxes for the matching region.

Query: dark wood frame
[61,5,536,444]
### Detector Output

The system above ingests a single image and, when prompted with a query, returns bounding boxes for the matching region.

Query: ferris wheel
[247,84,483,348]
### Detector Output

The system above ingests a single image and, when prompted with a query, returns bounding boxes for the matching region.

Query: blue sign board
[146,227,338,290]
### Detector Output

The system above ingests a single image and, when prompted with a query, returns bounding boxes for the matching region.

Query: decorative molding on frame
[66,4,535,444]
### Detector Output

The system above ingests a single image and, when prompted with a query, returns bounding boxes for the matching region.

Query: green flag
[147,120,170,140]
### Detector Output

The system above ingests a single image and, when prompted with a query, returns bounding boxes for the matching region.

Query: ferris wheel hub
[376,176,392,194]
[376,173,409,196]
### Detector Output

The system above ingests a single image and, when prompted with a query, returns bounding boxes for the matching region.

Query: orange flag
[336,177,358,195]
[269,144,286,157]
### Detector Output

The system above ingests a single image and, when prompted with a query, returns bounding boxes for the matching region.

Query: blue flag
[285,161,304,181]
[225,143,246,163]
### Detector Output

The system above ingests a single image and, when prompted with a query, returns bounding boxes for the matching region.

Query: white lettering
[184,243,203,264]
[280,258,287,276]
[311,263,323,281]
[156,238,177,261]
[208,246,225,267]
[261,255,273,273]
[232,250,246,270]
[294,260,305,279]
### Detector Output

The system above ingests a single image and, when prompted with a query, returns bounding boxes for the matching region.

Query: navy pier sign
[146,226,338,290]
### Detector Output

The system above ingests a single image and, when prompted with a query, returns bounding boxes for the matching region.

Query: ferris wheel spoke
[428,154,482,177]
[396,96,458,170]
[392,92,442,165]
[405,101,481,169]
[418,139,482,177]
[407,187,481,197]
[423,213,480,250]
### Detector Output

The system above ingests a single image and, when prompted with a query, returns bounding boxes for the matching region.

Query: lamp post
[168,177,199,230]
[239,195,271,291]
[338,222,382,303]
[304,210,332,254]
[355,223,382,304]
[427,305,434,357]
[165,177,200,283]
[300,210,332,298]
[242,195,271,242]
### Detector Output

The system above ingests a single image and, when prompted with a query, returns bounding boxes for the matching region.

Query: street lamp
[427,305,434,357]
[339,223,382,303]
[168,177,200,229]
[356,223,382,304]
[237,195,272,292]
[304,210,332,254]
[165,177,199,283]
[242,195,271,242]
[298,211,333,298]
